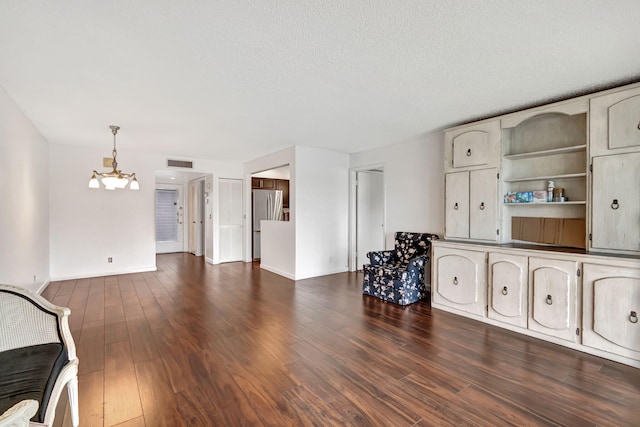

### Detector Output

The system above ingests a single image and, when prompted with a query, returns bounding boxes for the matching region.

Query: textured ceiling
[1,1,639,162]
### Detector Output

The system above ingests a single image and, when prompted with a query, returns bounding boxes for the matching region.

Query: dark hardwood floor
[43,253,640,426]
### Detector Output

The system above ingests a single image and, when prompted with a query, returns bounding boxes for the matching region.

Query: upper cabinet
[590,85,640,157]
[589,85,640,255]
[440,82,640,255]
[444,120,501,172]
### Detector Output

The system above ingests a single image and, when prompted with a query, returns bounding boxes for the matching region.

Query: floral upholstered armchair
[362,232,439,305]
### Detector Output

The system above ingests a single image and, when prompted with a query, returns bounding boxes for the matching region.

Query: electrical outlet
[108,257,113,263]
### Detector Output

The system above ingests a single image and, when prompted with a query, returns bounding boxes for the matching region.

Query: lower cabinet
[488,253,528,328]
[528,257,579,342]
[582,263,640,361]
[432,246,486,317]
[431,241,640,367]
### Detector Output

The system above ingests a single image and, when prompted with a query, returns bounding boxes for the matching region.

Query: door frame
[155,183,185,253]
[348,164,386,272]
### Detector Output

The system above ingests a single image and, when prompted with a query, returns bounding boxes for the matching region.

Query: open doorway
[250,165,290,261]
[155,170,212,258]
[350,166,385,271]
[155,184,184,253]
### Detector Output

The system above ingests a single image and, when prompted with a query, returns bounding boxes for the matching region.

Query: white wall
[350,132,445,249]
[295,146,350,279]
[49,143,242,279]
[0,86,50,292]
[260,220,295,279]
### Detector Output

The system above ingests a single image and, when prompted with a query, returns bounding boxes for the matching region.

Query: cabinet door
[432,246,486,317]
[528,257,578,342]
[583,263,640,361]
[469,168,498,241]
[445,172,469,239]
[590,86,640,156]
[445,120,500,170]
[591,153,640,252]
[488,253,528,328]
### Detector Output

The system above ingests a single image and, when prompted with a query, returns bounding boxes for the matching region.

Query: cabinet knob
[630,311,638,324]
[611,199,620,210]
[453,276,458,285]
[479,202,485,210]
[502,286,508,295]
[454,202,459,210]
[466,148,472,157]
[637,121,640,131]
[546,294,553,305]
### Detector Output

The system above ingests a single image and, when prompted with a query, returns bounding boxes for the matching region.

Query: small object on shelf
[553,187,565,202]
[547,180,555,202]
[504,191,534,203]
[532,191,547,203]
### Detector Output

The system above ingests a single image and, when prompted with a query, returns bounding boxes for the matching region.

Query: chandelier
[88,125,139,190]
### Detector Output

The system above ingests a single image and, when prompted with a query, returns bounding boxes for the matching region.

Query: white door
[445,171,469,239]
[469,168,498,241]
[188,179,204,256]
[155,185,184,253]
[591,153,640,252]
[528,257,578,342]
[356,171,384,271]
[219,179,243,262]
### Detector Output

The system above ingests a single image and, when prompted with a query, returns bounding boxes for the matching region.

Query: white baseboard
[260,264,295,280]
[205,256,214,265]
[294,267,349,281]
[36,278,51,295]
[50,266,157,282]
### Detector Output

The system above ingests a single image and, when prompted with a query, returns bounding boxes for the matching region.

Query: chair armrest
[0,400,39,427]
[367,250,395,266]
[407,256,427,273]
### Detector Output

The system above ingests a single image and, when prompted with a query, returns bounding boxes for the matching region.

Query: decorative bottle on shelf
[547,180,555,203]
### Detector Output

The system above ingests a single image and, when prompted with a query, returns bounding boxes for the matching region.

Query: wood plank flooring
[42,253,640,426]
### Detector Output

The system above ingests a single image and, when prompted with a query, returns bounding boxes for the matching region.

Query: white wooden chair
[0,285,79,427]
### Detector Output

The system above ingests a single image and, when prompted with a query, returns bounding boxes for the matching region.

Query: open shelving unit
[500,104,588,244]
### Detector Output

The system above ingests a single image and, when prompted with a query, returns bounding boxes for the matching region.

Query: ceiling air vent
[167,159,193,169]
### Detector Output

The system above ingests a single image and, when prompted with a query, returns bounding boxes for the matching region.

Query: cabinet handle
[546,294,553,305]
[453,276,458,285]
[454,202,459,210]
[637,121,640,131]
[611,199,619,210]
[630,311,638,324]
[466,148,472,157]
[502,286,508,295]
[479,202,485,210]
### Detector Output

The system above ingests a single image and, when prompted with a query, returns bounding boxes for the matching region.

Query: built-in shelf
[503,173,587,183]
[503,144,587,160]
[504,201,586,206]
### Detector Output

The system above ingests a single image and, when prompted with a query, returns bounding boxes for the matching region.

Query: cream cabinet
[591,152,640,252]
[589,85,640,157]
[445,168,498,241]
[444,120,500,171]
[432,246,486,317]
[488,252,528,328]
[528,257,579,343]
[582,263,640,361]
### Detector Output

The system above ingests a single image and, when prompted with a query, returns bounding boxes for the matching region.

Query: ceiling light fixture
[88,125,139,190]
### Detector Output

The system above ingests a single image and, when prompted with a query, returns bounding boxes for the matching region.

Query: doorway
[155,184,185,253]
[350,167,385,271]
